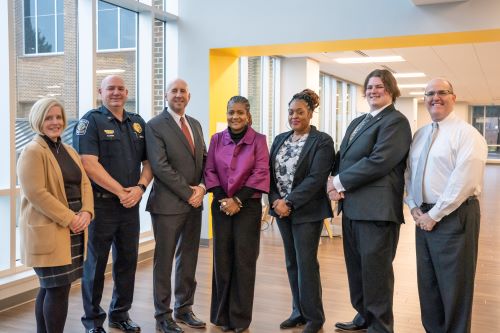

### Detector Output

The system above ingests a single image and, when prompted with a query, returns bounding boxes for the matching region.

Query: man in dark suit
[328,69,412,333]
[145,78,207,333]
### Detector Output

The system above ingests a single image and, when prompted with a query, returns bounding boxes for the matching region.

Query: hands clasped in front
[189,185,205,208]
[69,211,92,233]
[326,176,345,201]
[272,199,290,219]
[119,186,144,209]
[219,197,241,216]
[411,207,437,232]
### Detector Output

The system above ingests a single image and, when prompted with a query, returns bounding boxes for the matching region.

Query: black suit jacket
[334,104,412,223]
[269,126,335,224]
[145,108,207,215]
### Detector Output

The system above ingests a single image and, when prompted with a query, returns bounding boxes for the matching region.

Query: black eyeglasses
[424,90,453,97]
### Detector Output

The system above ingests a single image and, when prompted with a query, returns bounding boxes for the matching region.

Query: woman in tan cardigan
[17,97,94,333]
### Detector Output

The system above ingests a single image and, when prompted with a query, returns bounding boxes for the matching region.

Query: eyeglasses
[424,90,453,97]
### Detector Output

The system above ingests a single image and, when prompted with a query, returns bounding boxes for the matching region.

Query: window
[96,2,138,113]
[24,0,64,54]
[97,1,136,50]
[240,56,280,145]
[471,106,500,160]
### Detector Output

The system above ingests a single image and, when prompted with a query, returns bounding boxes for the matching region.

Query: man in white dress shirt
[405,78,488,333]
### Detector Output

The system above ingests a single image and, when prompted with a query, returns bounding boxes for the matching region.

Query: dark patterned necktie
[349,113,373,142]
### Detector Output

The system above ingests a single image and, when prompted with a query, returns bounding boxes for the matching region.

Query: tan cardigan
[17,135,94,267]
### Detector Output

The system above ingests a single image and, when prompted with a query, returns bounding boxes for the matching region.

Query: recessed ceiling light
[334,56,405,64]
[398,84,427,88]
[96,69,126,74]
[394,72,426,78]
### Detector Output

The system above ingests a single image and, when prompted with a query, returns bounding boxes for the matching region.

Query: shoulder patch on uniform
[76,119,89,136]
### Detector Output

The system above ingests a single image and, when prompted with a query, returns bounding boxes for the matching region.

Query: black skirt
[34,199,84,288]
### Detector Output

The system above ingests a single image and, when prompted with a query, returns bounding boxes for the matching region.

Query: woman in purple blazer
[204,96,270,333]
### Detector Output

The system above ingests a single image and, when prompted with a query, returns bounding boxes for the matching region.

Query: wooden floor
[1,165,499,332]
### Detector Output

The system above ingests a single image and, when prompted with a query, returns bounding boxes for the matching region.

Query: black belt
[94,192,118,199]
[420,196,477,213]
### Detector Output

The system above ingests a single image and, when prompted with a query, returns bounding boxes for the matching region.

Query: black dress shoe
[280,317,307,329]
[175,312,206,328]
[156,319,184,333]
[109,319,141,332]
[334,321,368,331]
[87,328,107,333]
[221,326,231,332]
[233,328,248,333]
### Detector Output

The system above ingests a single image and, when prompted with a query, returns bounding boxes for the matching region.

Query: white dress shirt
[333,104,390,192]
[405,112,488,221]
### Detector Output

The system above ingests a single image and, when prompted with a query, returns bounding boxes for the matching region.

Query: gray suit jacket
[334,104,412,223]
[145,108,207,215]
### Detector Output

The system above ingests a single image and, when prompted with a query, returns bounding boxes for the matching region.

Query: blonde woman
[18,98,94,333]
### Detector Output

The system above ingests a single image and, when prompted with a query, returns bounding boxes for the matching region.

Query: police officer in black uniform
[73,75,153,333]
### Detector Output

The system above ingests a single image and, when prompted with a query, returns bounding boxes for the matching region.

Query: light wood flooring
[1,165,499,332]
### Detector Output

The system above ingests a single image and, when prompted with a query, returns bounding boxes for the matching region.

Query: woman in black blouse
[269,89,335,333]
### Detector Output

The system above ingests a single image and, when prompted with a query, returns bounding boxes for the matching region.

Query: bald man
[73,75,153,333]
[145,79,207,333]
[405,78,487,333]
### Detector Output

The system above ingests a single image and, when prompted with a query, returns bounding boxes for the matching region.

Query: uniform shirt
[73,105,147,194]
[405,112,488,222]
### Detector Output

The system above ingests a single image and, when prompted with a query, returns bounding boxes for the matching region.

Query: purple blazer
[204,127,270,198]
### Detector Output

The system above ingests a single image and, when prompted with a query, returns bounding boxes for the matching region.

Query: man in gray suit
[145,78,207,333]
[328,69,412,333]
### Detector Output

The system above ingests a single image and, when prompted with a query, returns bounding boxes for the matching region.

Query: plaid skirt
[34,199,84,288]
[34,231,84,288]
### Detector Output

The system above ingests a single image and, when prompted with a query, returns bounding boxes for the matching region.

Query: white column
[280,57,320,133]
[137,9,154,121]
[78,0,97,116]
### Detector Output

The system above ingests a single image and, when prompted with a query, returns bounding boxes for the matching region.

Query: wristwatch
[284,198,293,209]
[137,183,147,192]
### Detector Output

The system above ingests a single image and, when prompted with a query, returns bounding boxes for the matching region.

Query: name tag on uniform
[104,129,115,138]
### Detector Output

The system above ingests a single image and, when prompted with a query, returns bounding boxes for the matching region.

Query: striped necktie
[413,122,439,206]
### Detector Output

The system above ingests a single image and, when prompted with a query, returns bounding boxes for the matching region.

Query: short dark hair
[363,69,400,103]
[289,89,320,111]
[227,95,250,113]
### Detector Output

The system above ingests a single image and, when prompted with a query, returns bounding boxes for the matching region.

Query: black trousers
[210,198,262,329]
[276,218,325,328]
[342,216,400,333]
[417,198,480,333]
[81,197,140,330]
[151,208,202,322]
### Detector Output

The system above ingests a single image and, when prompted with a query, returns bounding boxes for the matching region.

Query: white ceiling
[286,41,500,104]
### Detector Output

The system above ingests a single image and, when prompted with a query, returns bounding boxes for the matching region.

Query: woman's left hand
[77,211,92,230]
[219,198,240,216]
[272,199,291,218]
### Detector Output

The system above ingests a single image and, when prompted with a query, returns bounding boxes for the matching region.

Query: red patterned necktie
[180,116,195,155]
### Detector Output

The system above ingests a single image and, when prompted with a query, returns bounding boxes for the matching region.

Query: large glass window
[471,105,500,160]
[240,56,280,145]
[319,73,362,150]
[3,0,175,278]
[97,1,136,51]
[24,0,63,54]
[96,2,137,113]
